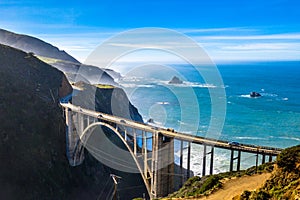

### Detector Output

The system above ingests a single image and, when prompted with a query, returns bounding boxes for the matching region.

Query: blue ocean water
[119,61,300,174]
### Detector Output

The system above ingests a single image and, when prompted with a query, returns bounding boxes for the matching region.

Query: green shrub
[198,175,221,194]
[240,190,251,200]
[277,145,300,172]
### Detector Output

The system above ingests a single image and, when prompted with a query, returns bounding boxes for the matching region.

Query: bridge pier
[187,142,191,179]
[202,145,214,176]
[151,133,174,199]
[262,154,266,164]
[180,140,184,186]
[210,147,214,175]
[202,145,206,176]
[230,150,241,172]
[65,109,85,166]
[269,154,273,162]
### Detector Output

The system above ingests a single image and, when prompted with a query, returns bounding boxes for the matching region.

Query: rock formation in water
[169,76,183,84]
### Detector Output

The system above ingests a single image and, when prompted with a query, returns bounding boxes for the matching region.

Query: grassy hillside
[162,145,300,200]
[239,145,300,200]
[163,162,273,199]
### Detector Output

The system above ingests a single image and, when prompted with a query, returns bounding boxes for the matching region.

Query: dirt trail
[196,173,271,200]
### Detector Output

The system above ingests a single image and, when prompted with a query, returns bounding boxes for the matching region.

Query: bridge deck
[60,103,282,156]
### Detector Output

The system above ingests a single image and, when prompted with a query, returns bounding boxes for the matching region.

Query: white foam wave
[240,93,278,98]
[234,136,267,140]
[260,93,278,97]
[121,83,155,88]
[156,101,170,105]
[178,120,186,125]
[120,77,220,89]
[277,136,300,142]
[168,82,217,88]
[240,94,251,98]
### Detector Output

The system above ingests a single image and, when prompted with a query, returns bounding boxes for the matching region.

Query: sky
[1,0,300,63]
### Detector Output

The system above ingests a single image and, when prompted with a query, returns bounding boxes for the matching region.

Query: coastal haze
[1,0,300,199]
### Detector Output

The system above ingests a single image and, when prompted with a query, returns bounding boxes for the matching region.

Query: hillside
[0,28,79,63]
[0,44,146,199]
[0,28,118,85]
[162,145,300,200]
[238,145,300,199]
[39,56,117,85]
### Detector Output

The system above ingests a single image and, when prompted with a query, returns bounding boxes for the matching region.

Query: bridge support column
[65,110,85,166]
[180,141,184,186]
[202,145,206,176]
[187,142,191,179]
[269,155,272,162]
[237,150,241,171]
[202,145,214,176]
[209,146,214,175]
[262,154,266,164]
[230,150,241,172]
[151,133,174,198]
[230,150,234,172]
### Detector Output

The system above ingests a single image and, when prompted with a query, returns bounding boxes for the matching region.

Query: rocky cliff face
[0,44,146,199]
[72,82,143,122]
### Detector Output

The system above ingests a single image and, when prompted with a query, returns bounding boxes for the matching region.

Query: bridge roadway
[61,103,282,156]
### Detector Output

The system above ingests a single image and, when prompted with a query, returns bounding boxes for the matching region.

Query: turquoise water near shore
[118,61,300,175]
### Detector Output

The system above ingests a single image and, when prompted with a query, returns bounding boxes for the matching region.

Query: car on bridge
[228,141,240,146]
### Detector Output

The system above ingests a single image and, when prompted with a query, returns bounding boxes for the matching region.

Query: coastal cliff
[0,44,146,199]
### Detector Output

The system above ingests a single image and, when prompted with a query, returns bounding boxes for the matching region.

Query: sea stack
[250,91,261,97]
[168,76,183,84]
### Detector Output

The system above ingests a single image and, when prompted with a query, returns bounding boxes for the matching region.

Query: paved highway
[61,103,282,156]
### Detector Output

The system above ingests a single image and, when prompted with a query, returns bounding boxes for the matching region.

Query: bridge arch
[79,122,152,198]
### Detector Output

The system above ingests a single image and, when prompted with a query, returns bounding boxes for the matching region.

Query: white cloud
[3,25,299,63]
[179,27,245,34]
[221,43,300,50]
[195,33,300,40]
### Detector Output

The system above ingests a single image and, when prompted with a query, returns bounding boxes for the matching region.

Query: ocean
[117,61,300,175]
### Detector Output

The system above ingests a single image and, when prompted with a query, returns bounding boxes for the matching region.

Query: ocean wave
[239,92,278,98]
[260,93,278,97]
[177,120,186,125]
[120,76,144,82]
[165,81,218,88]
[234,136,268,140]
[121,83,155,88]
[120,77,221,89]
[239,94,252,98]
[277,136,300,142]
[156,101,170,105]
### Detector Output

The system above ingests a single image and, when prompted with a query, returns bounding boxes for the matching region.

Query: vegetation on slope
[164,162,274,199]
[159,146,300,200]
[239,145,300,200]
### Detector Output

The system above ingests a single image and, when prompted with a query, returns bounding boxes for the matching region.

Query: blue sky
[1,0,300,63]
